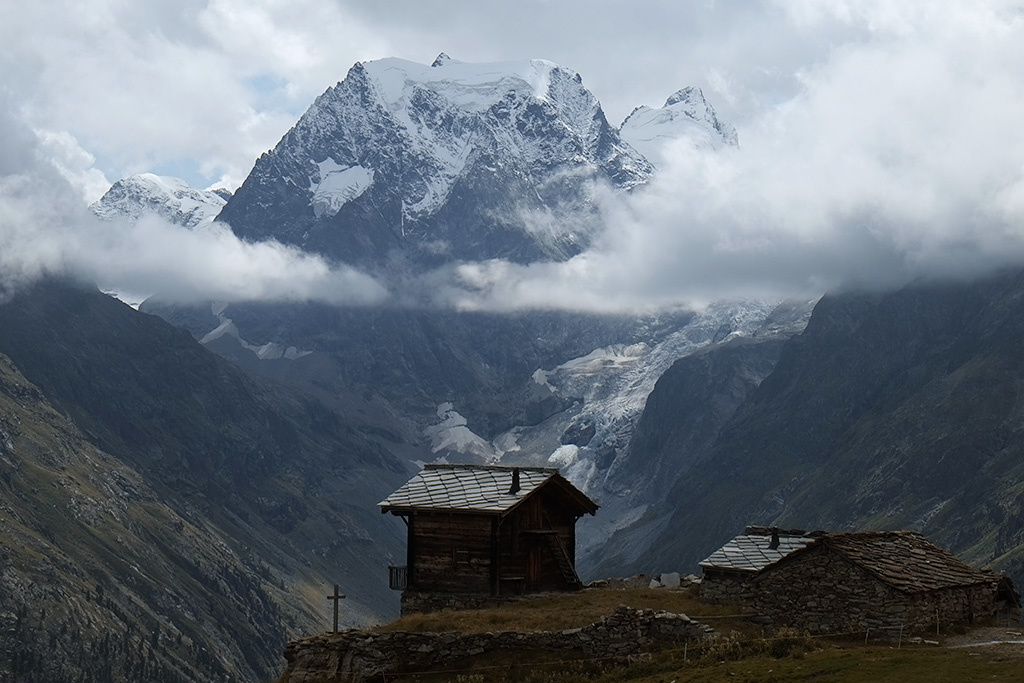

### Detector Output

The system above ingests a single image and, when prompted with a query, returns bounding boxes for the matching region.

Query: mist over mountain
[131,56,781,538]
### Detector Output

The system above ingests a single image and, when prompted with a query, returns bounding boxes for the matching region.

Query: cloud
[68,215,389,305]
[1,0,390,195]
[5,1,1024,312]
[0,102,387,306]
[0,1,865,196]
[431,2,1024,311]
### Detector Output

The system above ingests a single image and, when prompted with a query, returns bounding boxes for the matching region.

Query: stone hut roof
[379,464,598,517]
[761,531,1001,593]
[699,527,817,573]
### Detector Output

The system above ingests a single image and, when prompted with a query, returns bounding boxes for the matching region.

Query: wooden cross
[327,584,346,633]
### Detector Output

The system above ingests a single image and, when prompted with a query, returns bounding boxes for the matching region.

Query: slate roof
[379,464,597,516]
[700,531,815,573]
[805,531,999,593]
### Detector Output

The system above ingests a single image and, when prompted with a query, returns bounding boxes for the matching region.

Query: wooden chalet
[379,464,598,603]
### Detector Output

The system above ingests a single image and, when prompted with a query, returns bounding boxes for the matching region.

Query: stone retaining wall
[280,605,714,683]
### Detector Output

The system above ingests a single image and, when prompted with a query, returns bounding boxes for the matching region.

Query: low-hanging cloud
[0,104,387,306]
[432,2,1024,312]
[71,215,390,305]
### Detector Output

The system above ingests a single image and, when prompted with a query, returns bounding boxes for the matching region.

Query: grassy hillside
[0,352,269,681]
[0,279,424,681]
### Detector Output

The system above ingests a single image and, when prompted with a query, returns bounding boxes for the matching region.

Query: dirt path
[944,627,1024,652]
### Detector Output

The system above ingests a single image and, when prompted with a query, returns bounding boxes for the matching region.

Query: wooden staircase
[545,533,583,589]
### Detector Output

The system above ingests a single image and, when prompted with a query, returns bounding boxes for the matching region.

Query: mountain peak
[621,87,738,166]
[90,173,229,229]
[664,86,704,108]
[431,52,452,67]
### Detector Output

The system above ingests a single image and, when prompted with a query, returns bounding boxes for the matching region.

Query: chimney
[769,528,780,550]
[508,468,521,495]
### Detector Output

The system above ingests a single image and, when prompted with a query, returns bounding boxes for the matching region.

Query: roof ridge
[423,463,559,473]
[380,463,597,516]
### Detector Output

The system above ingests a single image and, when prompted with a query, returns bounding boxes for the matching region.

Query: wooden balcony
[389,565,408,591]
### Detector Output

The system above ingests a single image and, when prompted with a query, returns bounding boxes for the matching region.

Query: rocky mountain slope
[0,349,283,682]
[592,270,1024,591]
[0,278,423,682]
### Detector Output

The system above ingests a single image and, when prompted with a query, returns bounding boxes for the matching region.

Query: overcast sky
[3,1,1024,308]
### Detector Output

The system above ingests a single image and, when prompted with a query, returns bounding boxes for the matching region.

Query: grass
[619,645,1024,683]
[367,587,1024,683]
[374,586,740,634]
[379,639,1024,683]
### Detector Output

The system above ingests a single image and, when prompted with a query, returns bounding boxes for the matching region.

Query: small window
[454,549,470,565]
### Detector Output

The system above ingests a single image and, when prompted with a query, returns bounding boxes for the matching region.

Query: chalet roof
[795,531,1000,593]
[700,530,816,573]
[378,464,598,516]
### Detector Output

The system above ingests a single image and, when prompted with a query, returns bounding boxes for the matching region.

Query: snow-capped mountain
[218,54,652,271]
[621,87,739,166]
[133,55,784,538]
[121,55,809,585]
[90,173,230,229]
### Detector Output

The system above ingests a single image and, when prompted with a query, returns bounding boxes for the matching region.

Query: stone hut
[379,464,598,613]
[698,526,818,603]
[744,531,1021,634]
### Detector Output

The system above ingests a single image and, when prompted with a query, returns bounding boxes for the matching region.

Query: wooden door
[527,547,540,588]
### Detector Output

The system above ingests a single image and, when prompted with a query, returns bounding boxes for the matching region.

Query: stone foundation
[699,570,747,604]
[280,605,714,683]
[400,590,503,615]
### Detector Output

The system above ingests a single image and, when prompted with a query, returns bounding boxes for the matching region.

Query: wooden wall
[406,482,587,596]
[408,512,494,593]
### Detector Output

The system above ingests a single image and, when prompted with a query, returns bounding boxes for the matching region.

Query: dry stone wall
[745,549,1001,634]
[280,605,714,683]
